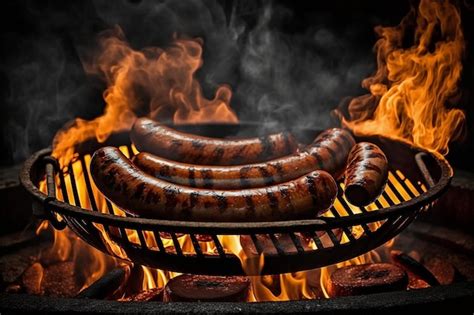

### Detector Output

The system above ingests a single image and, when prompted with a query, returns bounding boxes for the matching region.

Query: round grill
[20,124,452,275]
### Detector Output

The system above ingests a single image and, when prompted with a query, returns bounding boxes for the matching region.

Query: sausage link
[132,128,355,189]
[343,142,388,207]
[130,118,298,165]
[90,147,338,222]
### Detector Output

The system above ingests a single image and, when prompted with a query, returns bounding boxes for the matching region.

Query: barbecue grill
[20,124,452,275]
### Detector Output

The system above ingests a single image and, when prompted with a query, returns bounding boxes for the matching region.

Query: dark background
[1,0,473,170]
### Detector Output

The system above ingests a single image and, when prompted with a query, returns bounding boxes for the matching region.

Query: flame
[32,0,464,301]
[52,27,238,167]
[337,0,465,155]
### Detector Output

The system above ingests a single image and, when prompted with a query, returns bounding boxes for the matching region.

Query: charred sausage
[90,147,337,222]
[343,142,388,207]
[130,117,298,165]
[132,128,355,189]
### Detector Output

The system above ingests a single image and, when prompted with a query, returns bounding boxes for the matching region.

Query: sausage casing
[133,128,355,189]
[90,147,338,222]
[130,118,298,165]
[343,142,388,206]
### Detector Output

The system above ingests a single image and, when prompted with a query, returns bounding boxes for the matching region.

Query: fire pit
[20,124,451,276]
[2,0,474,311]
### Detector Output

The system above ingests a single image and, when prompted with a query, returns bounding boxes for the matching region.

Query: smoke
[2,0,375,164]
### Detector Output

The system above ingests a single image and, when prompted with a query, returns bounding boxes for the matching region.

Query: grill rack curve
[20,130,452,275]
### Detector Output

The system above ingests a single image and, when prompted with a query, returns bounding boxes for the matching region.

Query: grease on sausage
[90,147,337,222]
[132,128,355,189]
[130,117,298,165]
[343,142,388,207]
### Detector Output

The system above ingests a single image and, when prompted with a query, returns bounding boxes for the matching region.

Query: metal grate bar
[250,234,263,255]
[170,233,183,256]
[152,231,166,252]
[312,232,324,249]
[393,171,418,199]
[386,178,408,202]
[189,234,203,257]
[327,229,341,247]
[337,194,372,237]
[289,233,304,254]
[68,162,82,208]
[137,230,148,249]
[269,234,285,256]
[58,169,70,204]
[327,206,354,241]
[211,235,226,258]
[80,157,98,212]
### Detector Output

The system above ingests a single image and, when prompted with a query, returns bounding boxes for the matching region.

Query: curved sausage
[130,117,298,165]
[132,128,355,189]
[90,147,338,222]
[343,142,388,207]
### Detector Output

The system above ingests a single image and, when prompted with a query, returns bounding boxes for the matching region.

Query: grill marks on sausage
[201,169,213,188]
[213,194,228,214]
[91,147,338,221]
[344,142,389,207]
[239,167,252,188]
[188,167,196,187]
[132,128,355,190]
[305,176,319,208]
[259,136,274,160]
[131,118,298,165]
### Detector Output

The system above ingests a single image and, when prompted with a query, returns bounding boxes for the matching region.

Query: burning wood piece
[327,263,408,297]
[164,275,250,302]
[195,234,213,242]
[240,233,311,257]
[121,287,164,302]
[391,251,440,287]
[423,256,456,286]
[77,267,128,299]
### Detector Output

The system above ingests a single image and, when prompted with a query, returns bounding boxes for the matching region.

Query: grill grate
[21,131,452,275]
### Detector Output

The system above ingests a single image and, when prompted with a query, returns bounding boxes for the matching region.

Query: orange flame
[337,0,465,155]
[34,0,465,301]
[52,27,237,167]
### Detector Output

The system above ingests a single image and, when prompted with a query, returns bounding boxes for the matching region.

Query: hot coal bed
[2,0,474,314]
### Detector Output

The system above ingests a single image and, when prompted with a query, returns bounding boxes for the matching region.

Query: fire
[32,0,465,302]
[336,0,465,155]
[52,27,237,167]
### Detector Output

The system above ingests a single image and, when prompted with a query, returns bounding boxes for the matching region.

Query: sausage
[90,147,338,222]
[163,275,250,302]
[343,142,388,207]
[130,117,298,165]
[132,128,355,189]
[328,263,408,297]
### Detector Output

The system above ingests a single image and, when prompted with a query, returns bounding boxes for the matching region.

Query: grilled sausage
[132,128,355,189]
[130,117,298,165]
[90,147,337,222]
[343,142,388,207]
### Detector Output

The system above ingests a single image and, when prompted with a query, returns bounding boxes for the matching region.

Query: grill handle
[35,156,67,230]
[415,152,436,188]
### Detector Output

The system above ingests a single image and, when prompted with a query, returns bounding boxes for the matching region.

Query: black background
[1,0,473,170]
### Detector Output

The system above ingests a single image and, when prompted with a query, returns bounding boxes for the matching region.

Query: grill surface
[20,124,452,275]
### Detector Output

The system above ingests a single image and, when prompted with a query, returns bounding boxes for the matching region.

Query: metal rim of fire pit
[20,129,453,275]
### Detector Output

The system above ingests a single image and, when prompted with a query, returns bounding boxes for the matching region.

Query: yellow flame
[338,0,465,155]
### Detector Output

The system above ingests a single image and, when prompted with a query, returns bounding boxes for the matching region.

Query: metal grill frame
[20,129,453,275]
